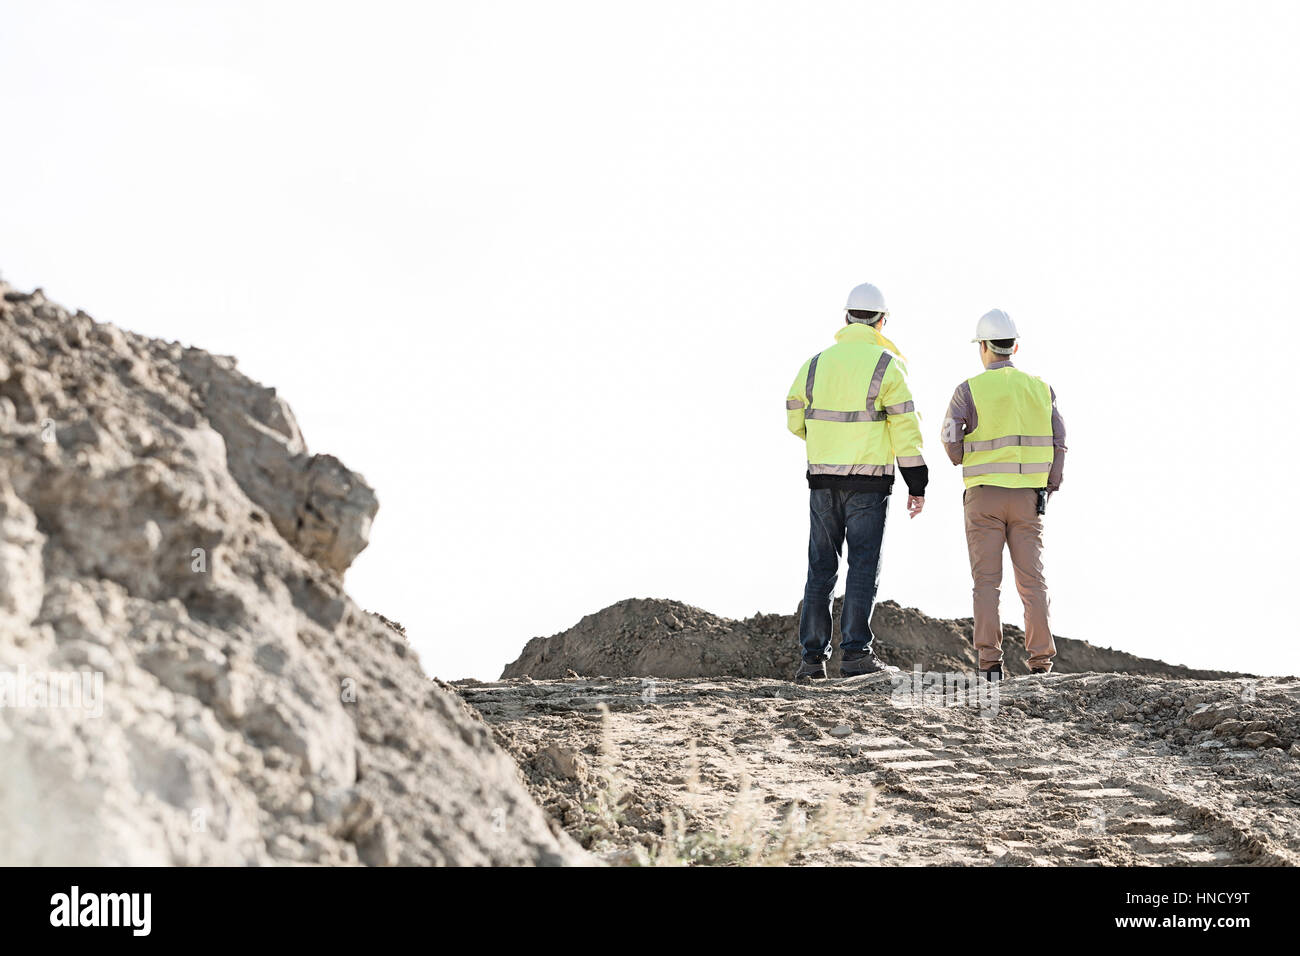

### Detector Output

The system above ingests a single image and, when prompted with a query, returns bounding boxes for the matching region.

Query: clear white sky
[3,1,1297,678]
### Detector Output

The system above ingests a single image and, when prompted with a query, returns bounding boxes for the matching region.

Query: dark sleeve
[899,463,928,497]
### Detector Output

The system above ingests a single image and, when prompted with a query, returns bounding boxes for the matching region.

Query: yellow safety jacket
[961,366,1053,489]
[786,323,924,477]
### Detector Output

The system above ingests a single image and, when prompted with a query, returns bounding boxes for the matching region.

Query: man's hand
[907,495,925,518]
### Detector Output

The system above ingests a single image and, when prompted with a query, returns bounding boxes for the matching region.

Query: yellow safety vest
[786,323,924,476]
[962,367,1053,489]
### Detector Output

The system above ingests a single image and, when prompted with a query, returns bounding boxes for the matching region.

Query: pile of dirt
[501,597,1243,681]
[0,280,584,865]
[459,672,1300,865]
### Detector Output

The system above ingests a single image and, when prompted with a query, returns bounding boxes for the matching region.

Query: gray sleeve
[1048,386,1067,493]
[941,382,973,466]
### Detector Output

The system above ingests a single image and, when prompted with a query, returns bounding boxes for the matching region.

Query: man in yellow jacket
[786,282,927,680]
[941,309,1067,680]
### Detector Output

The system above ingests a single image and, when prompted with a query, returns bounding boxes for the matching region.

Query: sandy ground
[457,672,1300,866]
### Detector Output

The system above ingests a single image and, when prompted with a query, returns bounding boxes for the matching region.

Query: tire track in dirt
[853,707,1266,865]
[456,674,1300,865]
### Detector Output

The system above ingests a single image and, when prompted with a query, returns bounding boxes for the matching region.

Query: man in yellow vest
[941,309,1067,680]
[786,282,928,680]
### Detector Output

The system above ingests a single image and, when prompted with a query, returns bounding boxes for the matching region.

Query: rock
[535,744,589,782]
[1214,720,1247,737]
[1187,703,1238,731]
[602,845,651,866]
[830,725,853,738]
[176,351,377,574]
[1243,732,1281,749]
[0,477,44,628]
[0,283,586,866]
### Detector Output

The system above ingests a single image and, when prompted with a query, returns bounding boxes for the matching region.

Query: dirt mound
[460,673,1300,865]
[501,597,1243,681]
[0,280,584,865]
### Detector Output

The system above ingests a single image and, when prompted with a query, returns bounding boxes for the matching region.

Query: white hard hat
[971,309,1019,353]
[845,282,888,316]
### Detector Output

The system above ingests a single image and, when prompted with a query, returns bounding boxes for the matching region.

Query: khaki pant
[963,484,1055,671]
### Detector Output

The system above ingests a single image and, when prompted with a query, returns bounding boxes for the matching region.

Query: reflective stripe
[896,455,925,468]
[805,352,821,407]
[962,461,1051,477]
[806,408,886,423]
[865,353,892,405]
[962,434,1053,454]
[808,463,895,476]
[883,400,915,416]
[786,399,804,410]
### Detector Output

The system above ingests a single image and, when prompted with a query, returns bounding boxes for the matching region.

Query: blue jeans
[798,488,890,663]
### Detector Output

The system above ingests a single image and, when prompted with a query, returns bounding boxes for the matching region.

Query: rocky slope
[0,280,584,865]
[502,597,1243,681]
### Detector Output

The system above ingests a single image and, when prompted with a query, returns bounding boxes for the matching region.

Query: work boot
[981,663,1003,683]
[795,659,827,681]
[840,649,899,676]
